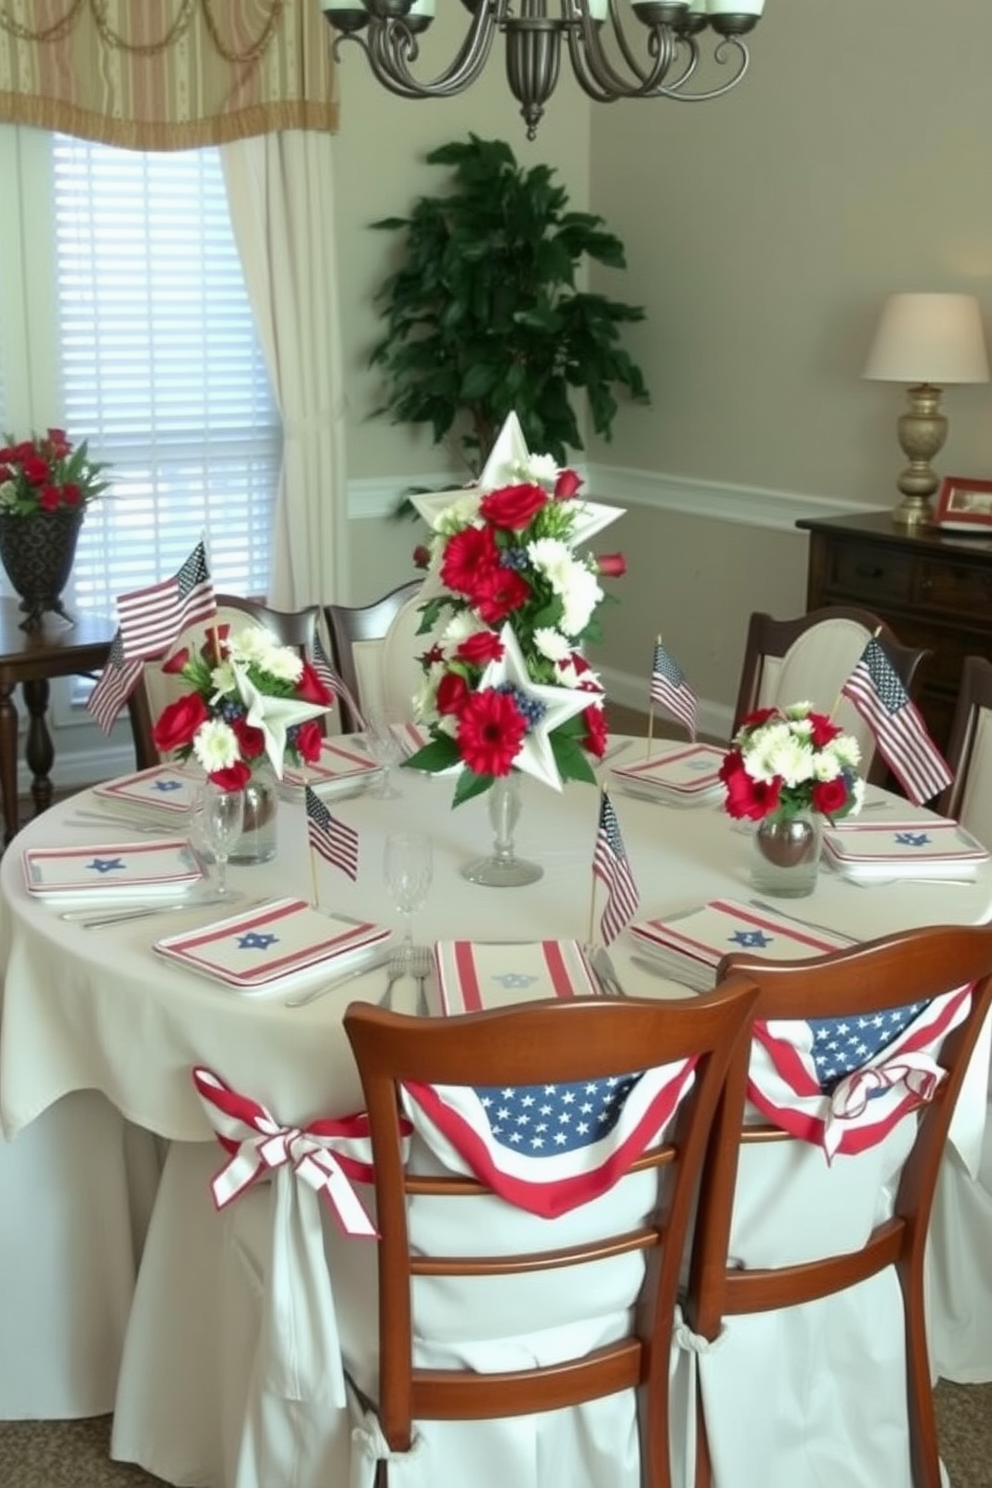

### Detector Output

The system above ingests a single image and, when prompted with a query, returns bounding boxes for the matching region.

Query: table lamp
[863,292,990,528]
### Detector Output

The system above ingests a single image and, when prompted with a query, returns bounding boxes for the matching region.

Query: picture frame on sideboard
[934,476,992,532]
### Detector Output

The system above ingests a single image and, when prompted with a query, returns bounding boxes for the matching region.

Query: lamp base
[890,493,934,529]
[891,382,946,528]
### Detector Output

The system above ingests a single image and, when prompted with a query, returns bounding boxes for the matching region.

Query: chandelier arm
[334,0,501,100]
[657,35,750,98]
[563,3,699,103]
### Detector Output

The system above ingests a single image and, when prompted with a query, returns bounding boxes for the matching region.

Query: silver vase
[751,810,823,898]
[461,772,543,887]
[229,771,278,865]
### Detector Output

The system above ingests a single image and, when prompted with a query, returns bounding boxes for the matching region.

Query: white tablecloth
[1,748,990,1470]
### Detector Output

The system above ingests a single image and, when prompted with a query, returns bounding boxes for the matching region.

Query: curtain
[222,128,348,610]
[0,0,337,149]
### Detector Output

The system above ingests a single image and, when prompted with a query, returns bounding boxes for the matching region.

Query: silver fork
[408,945,434,1015]
[380,955,408,1011]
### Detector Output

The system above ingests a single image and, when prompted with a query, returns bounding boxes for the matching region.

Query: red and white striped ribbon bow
[825,1053,944,1160]
[193,1066,380,1237]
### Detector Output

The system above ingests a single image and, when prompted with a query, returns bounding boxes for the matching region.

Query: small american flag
[86,630,143,732]
[311,633,364,730]
[650,640,697,739]
[840,638,951,805]
[593,791,639,946]
[401,1057,696,1218]
[748,982,972,1161]
[305,785,358,880]
[118,540,216,662]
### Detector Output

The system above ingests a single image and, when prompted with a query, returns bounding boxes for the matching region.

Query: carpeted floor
[0,1382,989,1486]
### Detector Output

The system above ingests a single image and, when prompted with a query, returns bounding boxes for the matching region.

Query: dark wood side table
[796,510,992,752]
[0,601,116,844]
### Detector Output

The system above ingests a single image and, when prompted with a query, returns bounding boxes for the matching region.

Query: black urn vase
[0,507,85,631]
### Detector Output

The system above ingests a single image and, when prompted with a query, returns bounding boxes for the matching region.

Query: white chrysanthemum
[209,659,238,700]
[229,627,302,684]
[412,662,445,721]
[783,700,814,721]
[512,452,558,486]
[848,776,866,816]
[559,566,603,637]
[0,480,18,508]
[764,736,816,787]
[191,719,241,772]
[830,733,862,769]
[527,536,573,587]
[434,495,481,535]
[443,610,480,643]
[533,626,571,662]
[812,749,843,782]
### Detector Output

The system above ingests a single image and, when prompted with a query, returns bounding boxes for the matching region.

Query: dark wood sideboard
[796,510,992,753]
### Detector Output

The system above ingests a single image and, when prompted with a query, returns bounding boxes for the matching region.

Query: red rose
[295,720,324,764]
[231,717,266,761]
[162,648,190,675]
[209,761,251,792]
[413,544,431,570]
[38,485,61,511]
[479,482,548,531]
[719,751,782,820]
[152,692,210,752]
[582,703,608,758]
[738,707,779,733]
[436,671,471,716]
[808,711,843,749]
[46,428,70,457]
[21,454,49,485]
[596,552,626,578]
[456,630,504,667]
[62,482,82,506]
[554,468,582,500]
[297,660,333,706]
[811,776,848,816]
[456,688,527,776]
[440,524,499,596]
[472,565,531,625]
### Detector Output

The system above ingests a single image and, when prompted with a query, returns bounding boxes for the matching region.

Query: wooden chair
[935,654,992,845]
[340,984,759,1488]
[324,580,422,732]
[126,594,321,769]
[732,606,931,786]
[684,924,992,1488]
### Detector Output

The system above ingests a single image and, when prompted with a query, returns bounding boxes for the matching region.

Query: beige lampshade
[864,293,990,385]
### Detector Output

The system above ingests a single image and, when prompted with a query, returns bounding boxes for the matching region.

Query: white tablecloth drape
[2,752,990,1473]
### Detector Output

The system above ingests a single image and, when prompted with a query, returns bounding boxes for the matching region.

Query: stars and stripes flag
[401,1056,697,1219]
[311,633,364,731]
[840,637,952,805]
[305,785,359,881]
[747,982,972,1161]
[117,540,216,662]
[592,790,639,946]
[86,629,144,732]
[650,640,697,739]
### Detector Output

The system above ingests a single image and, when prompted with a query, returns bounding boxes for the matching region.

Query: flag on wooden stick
[118,540,216,661]
[306,785,359,881]
[592,790,639,946]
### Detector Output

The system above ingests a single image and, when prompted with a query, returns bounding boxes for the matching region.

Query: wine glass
[364,707,405,799]
[200,784,245,899]
[384,831,433,964]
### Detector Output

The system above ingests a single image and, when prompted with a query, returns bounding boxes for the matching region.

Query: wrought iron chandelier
[318,0,766,140]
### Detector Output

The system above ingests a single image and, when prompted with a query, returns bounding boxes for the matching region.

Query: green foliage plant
[369,135,650,475]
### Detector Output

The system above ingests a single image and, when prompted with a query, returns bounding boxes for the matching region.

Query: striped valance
[0,0,337,150]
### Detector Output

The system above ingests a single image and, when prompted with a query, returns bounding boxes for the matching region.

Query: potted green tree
[369,135,649,478]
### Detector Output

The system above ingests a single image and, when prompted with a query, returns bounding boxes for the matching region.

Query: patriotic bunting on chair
[311,632,366,731]
[118,540,216,661]
[747,982,972,1161]
[840,638,952,805]
[650,639,697,740]
[86,629,143,732]
[592,790,639,945]
[401,1056,696,1219]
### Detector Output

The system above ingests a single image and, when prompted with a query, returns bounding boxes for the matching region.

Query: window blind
[52,135,281,619]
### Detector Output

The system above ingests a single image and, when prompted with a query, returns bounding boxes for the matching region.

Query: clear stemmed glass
[200,784,245,900]
[364,708,405,798]
[384,831,433,965]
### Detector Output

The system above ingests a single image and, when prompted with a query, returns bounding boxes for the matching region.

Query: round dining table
[1,742,990,1486]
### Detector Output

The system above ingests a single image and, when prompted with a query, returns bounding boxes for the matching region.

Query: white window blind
[52,136,281,618]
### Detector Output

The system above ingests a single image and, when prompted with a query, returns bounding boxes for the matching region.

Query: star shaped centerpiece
[401,410,627,810]
[234,666,330,780]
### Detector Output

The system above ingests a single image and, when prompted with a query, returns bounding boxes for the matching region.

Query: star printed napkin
[154,897,391,992]
[822,817,990,882]
[23,838,204,902]
[628,898,855,992]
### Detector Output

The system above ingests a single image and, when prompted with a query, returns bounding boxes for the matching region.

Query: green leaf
[551,732,598,785]
[452,768,494,807]
[402,736,461,773]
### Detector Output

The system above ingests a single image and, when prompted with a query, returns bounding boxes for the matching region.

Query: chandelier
[318,0,766,141]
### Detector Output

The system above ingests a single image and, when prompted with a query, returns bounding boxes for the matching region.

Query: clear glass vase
[750,809,823,898]
[462,772,543,887]
[228,769,278,865]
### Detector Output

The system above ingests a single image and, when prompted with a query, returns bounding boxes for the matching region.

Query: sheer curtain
[222,128,348,608]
